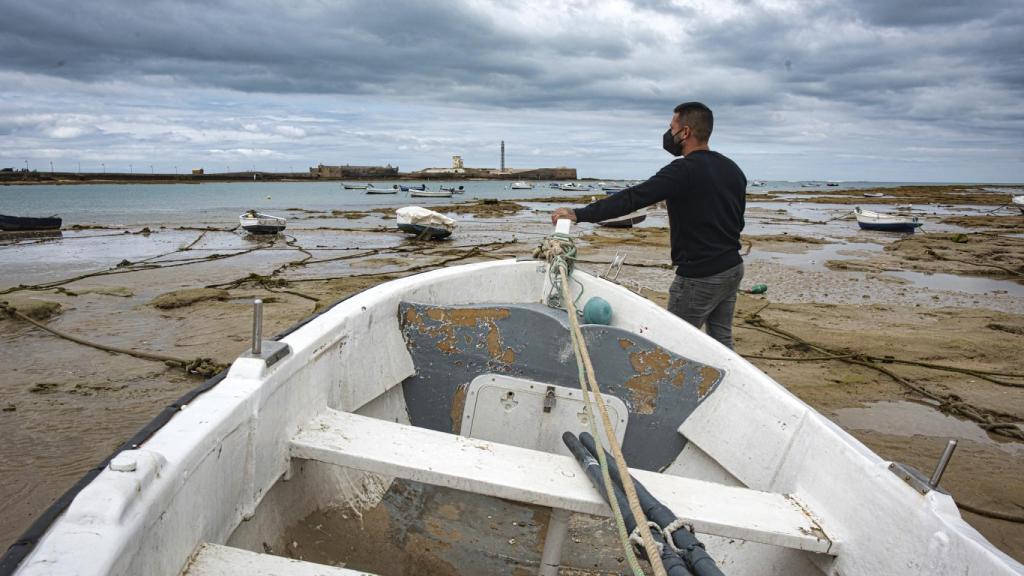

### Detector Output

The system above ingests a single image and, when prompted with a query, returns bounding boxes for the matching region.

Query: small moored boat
[365,185,399,194]
[399,184,427,192]
[0,214,62,232]
[439,185,464,194]
[1013,195,1024,214]
[854,207,922,232]
[559,182,591,192]
[510,181,533,190]
[238,210,286,234]
[597,213,647,228]
[863,192,885,198]
[409,188,453,198]
[395,206,455,239]
[342,183,369,190]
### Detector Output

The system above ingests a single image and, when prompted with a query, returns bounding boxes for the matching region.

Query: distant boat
[342,183,369,190]
[602,187,626,195]
[440,185,465,194]
[1013,195,1024,214]
[409,188,453,198]
[548,183,560,189]
[750,181,765,187]
[0,214,62,231]
[597,213,647,228]
[400,184,427,192]
[366,185,399,194]
[826,182,839,187]
[854,207,922,232]
[239,210,286,234]
[559,183,591,192]
[801,182,820,188]
[510,181,533,190]
[396,206,455,239]
[863,192,885,198]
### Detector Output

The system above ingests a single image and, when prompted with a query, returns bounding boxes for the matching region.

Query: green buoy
[748,283,768,294]
[582,296,613,325]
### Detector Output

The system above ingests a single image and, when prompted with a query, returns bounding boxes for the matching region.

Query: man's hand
[550,207,577,225]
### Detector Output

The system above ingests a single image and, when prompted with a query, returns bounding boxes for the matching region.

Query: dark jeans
[667,262,744,349]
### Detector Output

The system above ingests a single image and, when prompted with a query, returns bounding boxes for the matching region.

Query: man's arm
[553,162,686,225]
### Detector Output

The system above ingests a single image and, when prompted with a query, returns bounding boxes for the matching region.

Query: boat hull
[365,188,397,194]
[0,214,62,231]
[241,224,286,234]
[856,221,923,232]
[397,222,452,239]
[409,191,453,198]
[597,214,647,228]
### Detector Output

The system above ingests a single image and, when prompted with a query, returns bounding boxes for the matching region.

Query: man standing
[550,102,746,348]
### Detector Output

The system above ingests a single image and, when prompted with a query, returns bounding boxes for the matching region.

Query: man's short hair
[673,102,713,143]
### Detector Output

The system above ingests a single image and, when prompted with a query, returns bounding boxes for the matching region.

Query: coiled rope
[538,231,668,576]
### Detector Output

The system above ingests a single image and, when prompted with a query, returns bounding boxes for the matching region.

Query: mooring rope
[739,303,1024,442]
[0,301,225,377]
[540,231,667,576]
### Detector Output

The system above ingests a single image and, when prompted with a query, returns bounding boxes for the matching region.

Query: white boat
[238,210,286,234]
[1013,195,1024,214]
[854,207,923,232]
[863,192,885,198]
[365,185,399,194]
[5,221,1020,576]
[409,188,453,198]
[750,181,766,187]
[342,183,369,190]
[510,181,533,190]
[559,182,591,192]
[395,206,456,239]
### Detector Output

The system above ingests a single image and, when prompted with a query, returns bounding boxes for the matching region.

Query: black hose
[580,432,725,576]
[562,432,693,576]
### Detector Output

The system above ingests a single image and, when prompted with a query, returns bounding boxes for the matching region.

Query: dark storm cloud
[1,0,1022,181]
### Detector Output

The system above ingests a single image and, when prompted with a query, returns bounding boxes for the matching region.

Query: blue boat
[854,207,922,232]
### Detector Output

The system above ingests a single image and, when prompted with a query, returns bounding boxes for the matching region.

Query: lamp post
[49,161,54,173]
[129,164,133,174]
[150,164,153,174]
[175,166,178,175]
[102,163,106,174]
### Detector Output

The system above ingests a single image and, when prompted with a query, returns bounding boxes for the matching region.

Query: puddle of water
[745,240,885,272]
[832,401,1024,455]
[883,270,1024,297]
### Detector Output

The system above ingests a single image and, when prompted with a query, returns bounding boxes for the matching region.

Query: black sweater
[574,150,746,278]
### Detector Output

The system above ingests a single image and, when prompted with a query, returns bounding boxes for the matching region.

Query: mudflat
[1,185,1022,562]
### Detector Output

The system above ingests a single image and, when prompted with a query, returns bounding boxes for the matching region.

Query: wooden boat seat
[183,543,377,575]
[290,409,835,555]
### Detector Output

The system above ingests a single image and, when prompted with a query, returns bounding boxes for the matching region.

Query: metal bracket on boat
[543,386,556,413]
[243,299,291,366]
[888,439,958,495]
[602,251,627,281]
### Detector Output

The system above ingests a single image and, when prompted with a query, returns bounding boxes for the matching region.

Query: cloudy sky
[1,0,1022,181]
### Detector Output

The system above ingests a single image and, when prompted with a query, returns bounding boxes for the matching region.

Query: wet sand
[1,185,1023,563]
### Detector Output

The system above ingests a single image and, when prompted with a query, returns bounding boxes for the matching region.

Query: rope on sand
[739,303,1024,442]
[0,301,226,377]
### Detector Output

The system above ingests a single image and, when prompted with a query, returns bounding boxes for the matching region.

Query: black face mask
[663,128,683,156]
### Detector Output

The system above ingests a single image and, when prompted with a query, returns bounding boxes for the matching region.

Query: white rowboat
[854,207,923,232]
[238,210,286,234]
[4,222,1019,575]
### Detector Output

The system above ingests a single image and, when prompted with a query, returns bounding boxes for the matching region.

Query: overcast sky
[1,0,1022,181]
